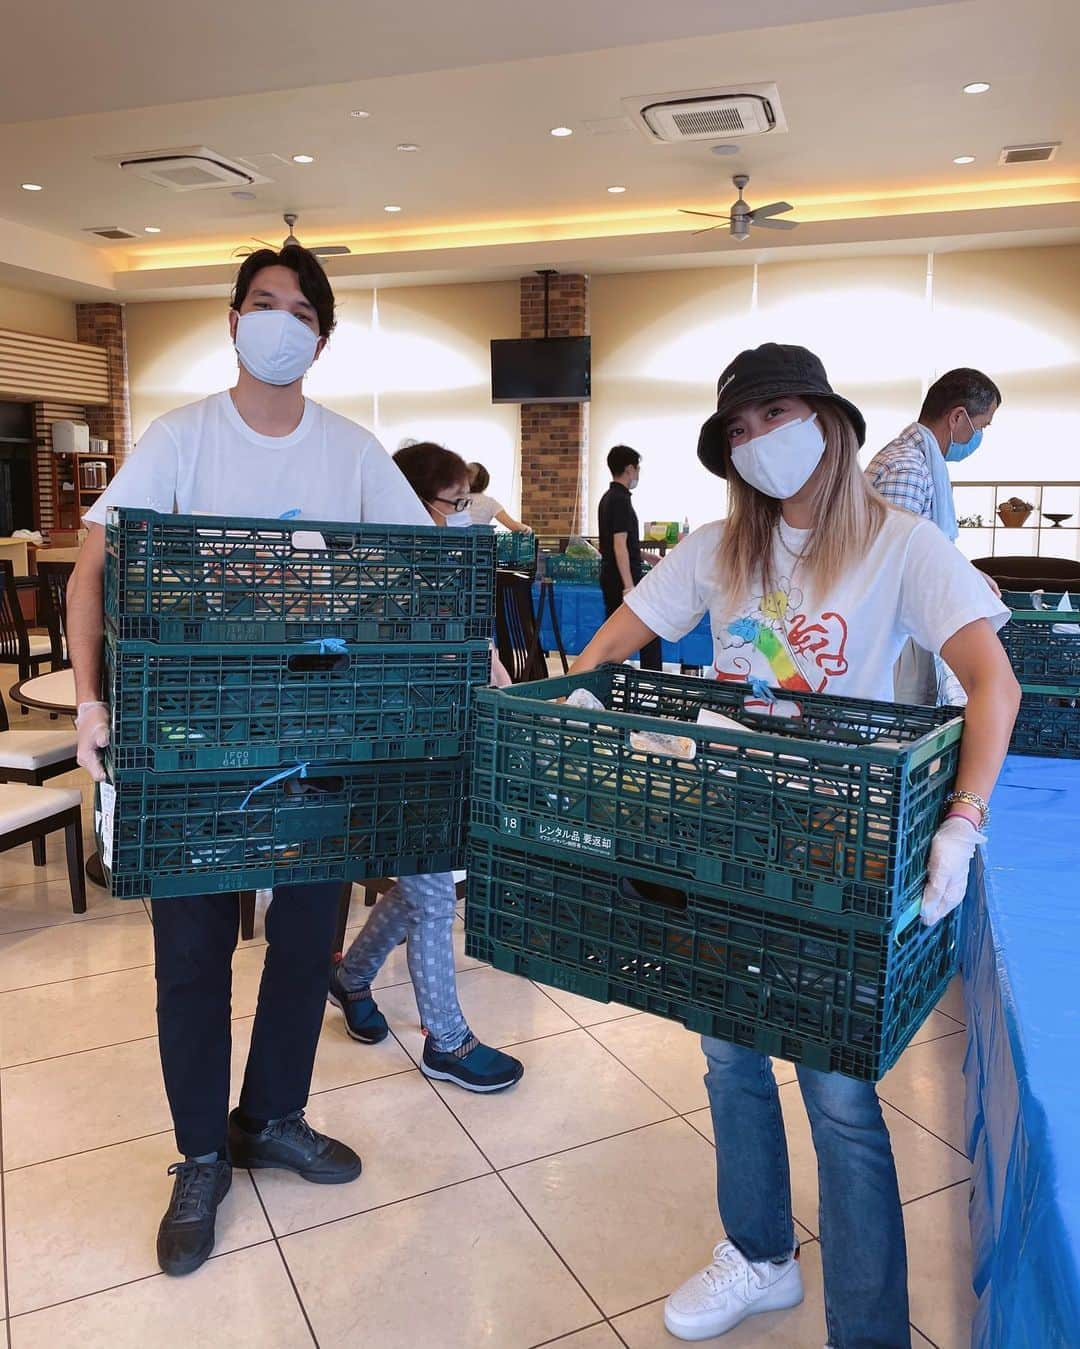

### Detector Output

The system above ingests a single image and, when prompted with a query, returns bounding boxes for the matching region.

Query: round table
[8,669,106,888]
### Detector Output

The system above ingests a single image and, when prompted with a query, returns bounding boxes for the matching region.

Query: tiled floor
[0,699,976,1348]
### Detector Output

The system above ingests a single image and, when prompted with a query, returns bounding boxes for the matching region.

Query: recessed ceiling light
[292,153,315,164]
[396,143,420,153]
[550,126,573,138]
[384,204,402,213]
[231,190,257,201]
[607,185,627,194]
[349,109,371,118]
[144,226,161,233]
[963,81,991,94]
[953,154,976,164]
[20,182,43,192]
[711,143,740,157]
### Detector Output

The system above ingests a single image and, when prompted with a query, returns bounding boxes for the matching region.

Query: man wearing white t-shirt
[67,245,429,1277]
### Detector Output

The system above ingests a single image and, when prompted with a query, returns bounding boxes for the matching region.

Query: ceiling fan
[240,211,352,259]
[679,174,798,241]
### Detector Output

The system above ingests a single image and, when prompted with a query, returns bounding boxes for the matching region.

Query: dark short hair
[467,461,490,493]
[607,444,641,476]
[230,244,337,338]
[920,368,1001,423]
[394,441,469,504]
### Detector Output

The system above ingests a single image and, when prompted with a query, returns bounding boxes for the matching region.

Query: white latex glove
[920,815,986,926]
[76,701,110,783]
[490,649,512,688]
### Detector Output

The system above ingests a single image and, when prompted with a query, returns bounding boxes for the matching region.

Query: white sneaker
[663,1240,803,1341]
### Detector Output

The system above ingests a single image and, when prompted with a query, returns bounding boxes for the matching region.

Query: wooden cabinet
[52,452,115,532]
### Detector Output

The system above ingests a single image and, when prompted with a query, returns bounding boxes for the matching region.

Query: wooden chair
[0,692,78,785]
[495,570,550,684]
[0,560,54,709]
[37,560,75,671]
[0,783,86,912]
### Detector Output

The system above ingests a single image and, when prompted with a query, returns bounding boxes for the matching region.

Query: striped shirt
[865,424,936,519]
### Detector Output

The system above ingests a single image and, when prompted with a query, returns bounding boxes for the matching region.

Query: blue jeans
[338,873,471,1053]
[702,1036,910,1349]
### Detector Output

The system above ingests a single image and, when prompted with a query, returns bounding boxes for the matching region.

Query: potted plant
[997,497,1034,528]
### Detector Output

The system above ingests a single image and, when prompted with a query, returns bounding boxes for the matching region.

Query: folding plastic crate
[998,607,1080,687]
[543,554,601,585]
[96,755,468,898]
[471,666,963,924]
[465,836,959,1082]
[1009,687,1080,759]
[104,508,496,644]
[105,638,491,771]
[496,532,538,575]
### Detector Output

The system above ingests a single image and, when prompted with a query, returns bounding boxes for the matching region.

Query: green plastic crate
[104,507,496,644]
[96,755,468,898]
[465,836,959,1082]
[496,532,538,575]
[998,608,1080,687]
[1009,686,1080,759]
[471,666,963,924]
[105,638,491,772]
[543,554,601,584]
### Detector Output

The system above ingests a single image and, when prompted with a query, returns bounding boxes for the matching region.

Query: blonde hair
[716,398,888,608]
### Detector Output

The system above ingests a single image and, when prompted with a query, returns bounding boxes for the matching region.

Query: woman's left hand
[490,651,513,688]
[921,815,986,925]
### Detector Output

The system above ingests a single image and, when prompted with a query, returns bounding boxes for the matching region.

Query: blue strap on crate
[239,762,310,810]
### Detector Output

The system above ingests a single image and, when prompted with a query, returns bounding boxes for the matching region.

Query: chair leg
[31,835,46,866]
[64,814,86,914]
[332,882,353,958]
[239,890,256,941]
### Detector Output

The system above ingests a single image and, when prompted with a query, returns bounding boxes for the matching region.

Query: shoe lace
[266,1110,319,1149]
[166,1160,220,1223]
[701,1241,758,1294]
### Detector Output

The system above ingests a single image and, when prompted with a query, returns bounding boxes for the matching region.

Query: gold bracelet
[944,790,989,828]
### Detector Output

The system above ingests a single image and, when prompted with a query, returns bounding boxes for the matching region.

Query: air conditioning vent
[999,142,1059,165]
[83,226,139,240]
[626,84,787,144]
[112,146,270,192]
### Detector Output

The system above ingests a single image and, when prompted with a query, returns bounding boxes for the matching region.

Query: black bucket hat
[697,343,866,478]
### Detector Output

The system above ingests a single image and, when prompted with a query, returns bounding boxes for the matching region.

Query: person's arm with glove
[921,618,1021,924]
[66,524,110,782]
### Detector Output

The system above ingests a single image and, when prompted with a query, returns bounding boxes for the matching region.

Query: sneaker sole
[157,1172,232,1277]
[663,1275,804,1341]
[234,1154,363,1185]
[420,1061,524,1093]
[327,992,390,1045]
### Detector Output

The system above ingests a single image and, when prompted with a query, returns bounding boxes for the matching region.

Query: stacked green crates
[999,593,1080,759]
[495,531,537,576]
[466,665,965,1081]
[98,507,495,897]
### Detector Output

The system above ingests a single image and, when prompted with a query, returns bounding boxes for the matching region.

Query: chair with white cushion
[0,692,78,786]
[0,783,86,913]
[1,560,54,712]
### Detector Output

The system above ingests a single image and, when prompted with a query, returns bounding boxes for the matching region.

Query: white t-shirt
[469,492,506,526]
[626,510,1008,705]
[84,391,429,527]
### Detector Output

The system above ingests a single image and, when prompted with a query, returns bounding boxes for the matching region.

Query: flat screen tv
[490,336,591,404]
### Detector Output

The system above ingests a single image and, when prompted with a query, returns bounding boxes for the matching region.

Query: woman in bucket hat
[571,344,1019,1348]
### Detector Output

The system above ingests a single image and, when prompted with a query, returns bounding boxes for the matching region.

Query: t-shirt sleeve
[357,436,431,526]
[868,451,933,519]
[607,493,634,536]
[624,525,714,641]
[898,520,1009,654]
[82,419,180,526]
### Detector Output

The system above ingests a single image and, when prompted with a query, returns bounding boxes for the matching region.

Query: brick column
[518,273,589,536]
[76,302,132,461]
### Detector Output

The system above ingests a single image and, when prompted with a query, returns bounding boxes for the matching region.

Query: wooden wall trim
[0,328,110,405]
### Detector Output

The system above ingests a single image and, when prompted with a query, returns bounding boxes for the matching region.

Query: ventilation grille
[999,142,1059,165]
[628,86,786,144]
[83,226,139,240]
[112,146,270,192]
[673,106,748,136]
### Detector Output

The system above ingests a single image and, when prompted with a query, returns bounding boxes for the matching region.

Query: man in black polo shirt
[597,444,663,671]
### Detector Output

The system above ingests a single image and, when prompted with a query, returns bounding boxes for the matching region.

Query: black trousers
[150,881,344,1158]
[601,574,663,671]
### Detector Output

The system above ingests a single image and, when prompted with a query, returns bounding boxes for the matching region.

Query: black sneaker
[421,1035,525,1093]
[156,1158,232,1277]
[328,956,389,1044]
[228,1108,362,1184]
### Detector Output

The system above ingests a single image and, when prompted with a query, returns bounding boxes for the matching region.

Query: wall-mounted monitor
[490,336,591,404]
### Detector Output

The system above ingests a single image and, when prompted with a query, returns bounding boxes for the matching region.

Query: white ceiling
[1,0,1076,301]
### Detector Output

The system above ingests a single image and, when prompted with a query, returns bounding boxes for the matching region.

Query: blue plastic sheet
[963,755,1080,1347]
[532,580,713,666]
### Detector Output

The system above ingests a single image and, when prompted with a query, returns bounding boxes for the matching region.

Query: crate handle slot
[286,653,350,674]
[618,876,689,913]
[287,775,345,797]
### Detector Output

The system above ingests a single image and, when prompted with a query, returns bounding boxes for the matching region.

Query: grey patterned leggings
[338,873,471,1053]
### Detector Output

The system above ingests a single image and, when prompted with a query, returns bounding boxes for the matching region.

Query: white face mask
[234,310,319,386]
[729,415,826,499]
[444,509,473,528]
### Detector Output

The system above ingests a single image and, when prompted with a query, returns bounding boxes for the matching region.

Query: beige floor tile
[283,1173,597,1348]
[937,975,966,1026]
[434,1028,673,1170]
[531,982,645,1028]
[589,1014,711,1113]
[0,909,153,992]
[904,1182,976,1348]
[548,1325,624,1348]
[4,1132,272,1315]
[8,1241,310,1349]
[612,1241,828,1348]
[502,1117,728,1317]
[0,879,135,935]
[2,1035,170,1169]
[375,963,577,1063]
[878,1032,969,1153]
[254,1071,489,1235]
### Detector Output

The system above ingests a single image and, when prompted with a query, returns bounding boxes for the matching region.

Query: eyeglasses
[432,495,473,514]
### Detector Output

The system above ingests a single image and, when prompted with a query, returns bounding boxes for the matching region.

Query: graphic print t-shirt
[625,511,1007,705]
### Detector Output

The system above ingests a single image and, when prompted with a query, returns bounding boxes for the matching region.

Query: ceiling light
[384,204,402,213]
[963,81,991,94]
[144,226,161,233]
[231,190,256,201]
[20,182,42,192]
[711,143,740,157]
[349,109,371,119]
[291,154,315,164]
[607,185,627,194]
[953,154,976,164]
[396,143,420,153]
[550,126,573,138]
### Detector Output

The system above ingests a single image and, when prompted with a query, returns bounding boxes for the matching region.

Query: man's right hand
[76,701,110,782]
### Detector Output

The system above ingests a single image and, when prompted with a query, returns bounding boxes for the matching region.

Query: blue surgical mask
[945,408,983,463]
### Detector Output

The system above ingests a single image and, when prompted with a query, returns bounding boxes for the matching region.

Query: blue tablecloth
[532,581,713,667]
[963,755,1080,1347]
